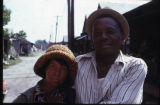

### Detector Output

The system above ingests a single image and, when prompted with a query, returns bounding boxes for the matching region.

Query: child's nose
[54,69,60,76]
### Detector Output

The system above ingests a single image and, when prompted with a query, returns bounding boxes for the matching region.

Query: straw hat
[34,44,77,86]
[86,8,130,40]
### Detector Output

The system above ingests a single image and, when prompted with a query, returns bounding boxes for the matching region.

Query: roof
[123,0,160,21]
[99,0,151,14]
[13,39,33,45]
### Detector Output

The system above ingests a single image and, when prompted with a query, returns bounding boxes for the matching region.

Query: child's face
[45,59,68,88]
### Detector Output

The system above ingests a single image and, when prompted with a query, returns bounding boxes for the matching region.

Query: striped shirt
[74,51,147,104]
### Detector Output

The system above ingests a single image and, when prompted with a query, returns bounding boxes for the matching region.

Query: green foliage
[3,5,11,26]
[3,28,10,36]
[28,51,39,57]
[11,30,27,40]
[3,58,22,69]
[3,28,12,53]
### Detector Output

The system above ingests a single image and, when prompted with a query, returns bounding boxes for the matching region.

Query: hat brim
[86,8,129,40]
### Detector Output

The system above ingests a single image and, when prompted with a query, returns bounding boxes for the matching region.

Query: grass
[28,52,39,57]
[3,51,42,69]
[21,51,40,57]
[3,58,22,69]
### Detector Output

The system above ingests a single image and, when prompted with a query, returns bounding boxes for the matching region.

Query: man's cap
[86,8,130,40]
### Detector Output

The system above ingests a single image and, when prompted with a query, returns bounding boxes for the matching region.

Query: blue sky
[3,0,150,43]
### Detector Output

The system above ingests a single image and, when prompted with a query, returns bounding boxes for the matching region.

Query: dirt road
[3,52,44,103]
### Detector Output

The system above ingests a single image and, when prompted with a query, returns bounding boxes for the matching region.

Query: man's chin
[98,50,112,55]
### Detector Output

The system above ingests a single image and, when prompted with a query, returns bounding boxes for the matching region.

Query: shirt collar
[114,50,125,64]
[81,50,126,66]
[92,50,126,69]
[89,50,125,61]
[81,51,95,58]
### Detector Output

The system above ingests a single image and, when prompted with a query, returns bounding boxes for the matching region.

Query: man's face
[92,17,123,56]
[45,59,68,88]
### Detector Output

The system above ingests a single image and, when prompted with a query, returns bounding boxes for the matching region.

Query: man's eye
[95,32,101,35]
[106,31,115,34]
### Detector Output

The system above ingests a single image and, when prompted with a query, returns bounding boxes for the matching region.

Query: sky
[3,0,151,43]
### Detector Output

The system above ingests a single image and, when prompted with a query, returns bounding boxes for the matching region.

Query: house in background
[12,39,21,57]
[20,39,34,56]
[71,16,94,56]
[12,39,34,56]
[72,35,93,56]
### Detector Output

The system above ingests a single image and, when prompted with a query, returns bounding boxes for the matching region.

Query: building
[123,0,160,104]
[12,39,34,56]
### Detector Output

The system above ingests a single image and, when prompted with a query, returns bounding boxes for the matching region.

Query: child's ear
[44,67,48,74]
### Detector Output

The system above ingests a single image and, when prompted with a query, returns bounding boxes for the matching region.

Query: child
[13,44,77,103]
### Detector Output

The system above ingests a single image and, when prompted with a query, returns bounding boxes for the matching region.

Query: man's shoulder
[124,54,146,64]
[76,51,94,62]
[123,54,148,77]
[123,54,147,69]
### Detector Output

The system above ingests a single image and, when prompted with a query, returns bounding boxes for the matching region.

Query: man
[74,8,147,104]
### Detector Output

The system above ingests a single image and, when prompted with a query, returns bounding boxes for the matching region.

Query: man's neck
[95,52,119,65]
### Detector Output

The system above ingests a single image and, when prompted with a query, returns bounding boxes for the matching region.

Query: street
[3,52,44,103]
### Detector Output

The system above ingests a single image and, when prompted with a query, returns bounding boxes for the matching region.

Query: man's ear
[90,34,95,49]
[120,33,125,45]
[121,40,125,46]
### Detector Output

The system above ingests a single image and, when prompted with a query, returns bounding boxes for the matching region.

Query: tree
[3,5,11,26]
[3,28,10,37]
[18,30,27,39]
[11,30,27,40]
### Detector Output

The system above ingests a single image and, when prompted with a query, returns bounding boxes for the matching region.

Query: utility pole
[67,0,74,51]
[55,16,59,43]
[68,0,71,48]
[71,0,74,49]
[49,16,61,44]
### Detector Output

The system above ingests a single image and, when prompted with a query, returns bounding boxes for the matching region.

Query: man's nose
[102,32,109,39]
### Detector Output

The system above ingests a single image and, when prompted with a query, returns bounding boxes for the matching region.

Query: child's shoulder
[65,87,76,103]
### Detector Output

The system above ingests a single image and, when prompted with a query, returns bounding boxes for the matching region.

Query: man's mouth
[101,42,112,48]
